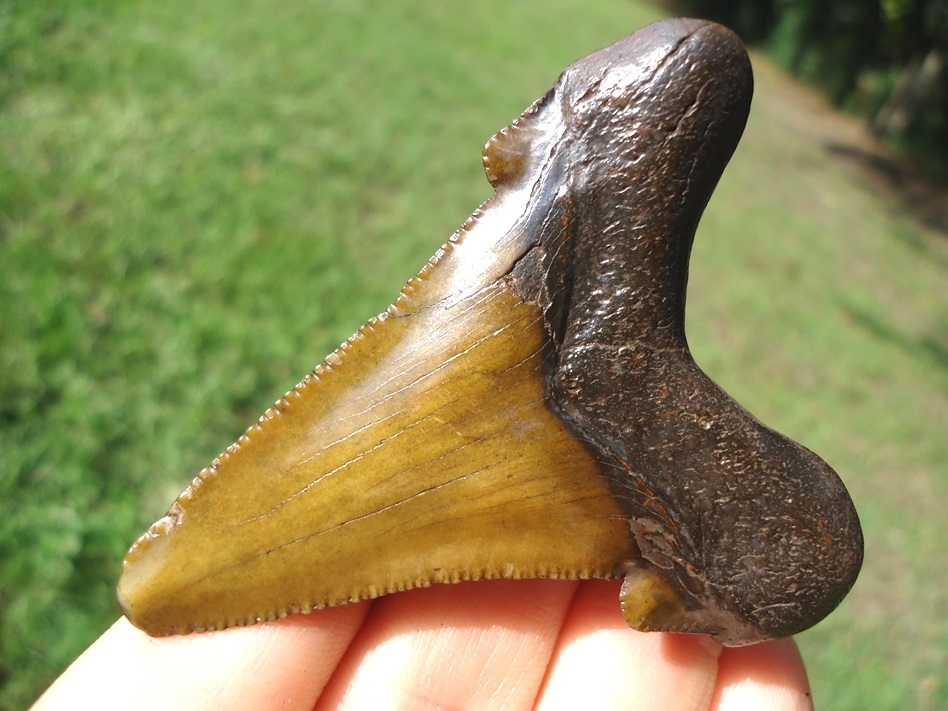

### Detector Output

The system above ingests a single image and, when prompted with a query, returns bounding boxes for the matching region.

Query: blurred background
[1,1,945,708]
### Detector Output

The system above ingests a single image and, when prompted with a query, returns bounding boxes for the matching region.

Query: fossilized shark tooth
[117,18,863,646]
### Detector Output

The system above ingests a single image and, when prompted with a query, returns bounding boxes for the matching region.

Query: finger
[31,604,369,711]
[316,578,579,710]
[535,579,722,711]
[710,637,813,711]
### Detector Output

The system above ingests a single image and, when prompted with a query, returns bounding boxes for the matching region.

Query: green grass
[1,1,944,709]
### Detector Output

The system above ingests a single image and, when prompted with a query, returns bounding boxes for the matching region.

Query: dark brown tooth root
[511,18,862,644]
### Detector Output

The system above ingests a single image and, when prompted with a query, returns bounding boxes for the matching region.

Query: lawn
[1,0,945,709]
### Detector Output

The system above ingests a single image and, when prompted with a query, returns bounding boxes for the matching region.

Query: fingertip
[711,637,814,711]
[31,605,369,711]
[536,580,722,711]
[317,579,578,709]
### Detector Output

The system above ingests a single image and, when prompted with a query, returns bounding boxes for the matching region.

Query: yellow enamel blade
[118,178,632,638]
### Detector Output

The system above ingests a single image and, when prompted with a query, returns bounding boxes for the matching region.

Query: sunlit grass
[2,1,944,709]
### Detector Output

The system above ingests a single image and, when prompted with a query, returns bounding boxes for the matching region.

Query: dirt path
[751,51,948,236]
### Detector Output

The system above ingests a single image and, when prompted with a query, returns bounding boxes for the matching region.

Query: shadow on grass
[839,299,948,371]
[824,142,948,239]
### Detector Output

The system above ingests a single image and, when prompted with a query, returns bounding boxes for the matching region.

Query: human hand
[31,578,812,710]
